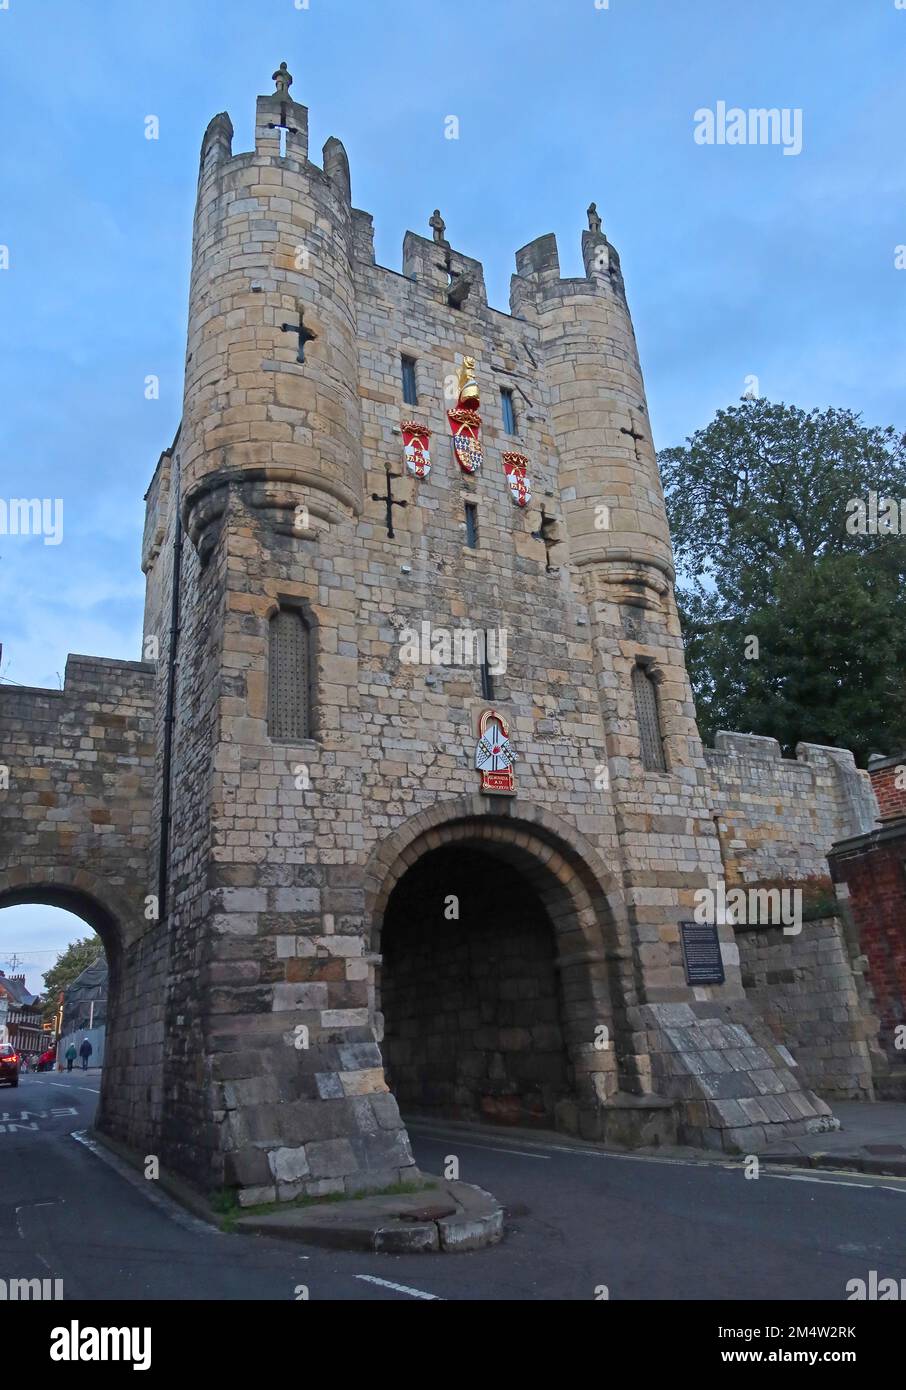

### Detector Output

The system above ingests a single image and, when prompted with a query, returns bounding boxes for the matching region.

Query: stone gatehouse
[0,69,886,1204]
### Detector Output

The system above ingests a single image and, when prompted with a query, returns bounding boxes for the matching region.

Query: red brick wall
[832,833,906,1061]
[869,759,906,822]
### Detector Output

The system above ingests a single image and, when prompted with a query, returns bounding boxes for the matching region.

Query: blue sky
[1,0,904,988]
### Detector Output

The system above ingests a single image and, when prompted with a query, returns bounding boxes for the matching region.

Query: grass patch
[212,1178,437,1230]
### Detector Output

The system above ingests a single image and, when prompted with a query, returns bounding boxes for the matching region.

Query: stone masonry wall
[735,916,877,1100]
[707,731,877,893]
[706,731,880,1098]
[0,656,167,1152]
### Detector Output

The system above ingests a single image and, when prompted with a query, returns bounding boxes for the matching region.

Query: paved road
[1,1072,904,1301]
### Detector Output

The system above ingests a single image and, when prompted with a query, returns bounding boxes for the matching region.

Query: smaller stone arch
[0,865,135,955]
[364,795,640,1128]
[0,865,164,1151]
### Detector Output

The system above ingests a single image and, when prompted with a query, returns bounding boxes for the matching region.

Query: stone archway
[0,866,164,1154]
[364,796,640,1133]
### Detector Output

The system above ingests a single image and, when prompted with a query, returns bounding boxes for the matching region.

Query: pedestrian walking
[78,1038,93,1071]
[65,1043,77,1073]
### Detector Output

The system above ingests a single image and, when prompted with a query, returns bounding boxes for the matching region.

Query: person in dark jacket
[78,1038,93,1071]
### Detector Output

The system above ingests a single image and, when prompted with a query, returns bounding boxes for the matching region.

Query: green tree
[42,934,104,1024]
[660,397,906,764]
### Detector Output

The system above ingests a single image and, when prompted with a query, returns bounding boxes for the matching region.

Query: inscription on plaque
[679,921,725,986]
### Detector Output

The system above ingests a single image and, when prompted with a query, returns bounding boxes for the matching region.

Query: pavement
[236,1178,503,1253]
[757,1101,906,1176]
[2,1071,906,1300]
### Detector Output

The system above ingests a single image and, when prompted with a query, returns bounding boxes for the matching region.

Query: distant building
[0,972,45,1057]
[61,956,108,1035]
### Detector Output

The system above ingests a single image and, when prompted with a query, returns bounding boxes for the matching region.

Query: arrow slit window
[401,355,418,406]
[632,662,666,771]
[268,606,314,742]
[500,387,516,435]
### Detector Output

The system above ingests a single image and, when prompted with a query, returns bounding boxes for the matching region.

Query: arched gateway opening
[382,846,568,1126]
[0,870,143,1145]
[368,804,634,1133]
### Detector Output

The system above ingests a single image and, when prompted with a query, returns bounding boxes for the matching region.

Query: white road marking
[764,1172,906,1196]
[355,1274,442,1300]
[436,1139,550,1160]
[409,1124,906,1190]
[409,1125,698,1166]
[15,1199,64,1243]
[41,1081,99,1094]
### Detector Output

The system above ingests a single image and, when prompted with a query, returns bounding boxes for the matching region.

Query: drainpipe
[158,450,183,920]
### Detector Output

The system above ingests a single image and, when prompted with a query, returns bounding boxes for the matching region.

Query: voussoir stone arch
[365,794,639,1116]
[366,794,631,954]
[0,865,138,953]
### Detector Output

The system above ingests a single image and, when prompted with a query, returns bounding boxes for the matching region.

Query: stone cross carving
[281,308,316,363]
[372,468,408,539]
[273,62,293,95]
[430,209,448,245]
[620,413,647,462]
[587,202,602,235]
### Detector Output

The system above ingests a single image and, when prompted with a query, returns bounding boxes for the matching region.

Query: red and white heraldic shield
[475,708,516,795]
[502,452,532,508]
[448,407,483,475]
[402,421,432,480]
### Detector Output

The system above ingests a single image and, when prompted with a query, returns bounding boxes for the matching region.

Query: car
[0,1045,20,1087]
[36,1047,56,1073]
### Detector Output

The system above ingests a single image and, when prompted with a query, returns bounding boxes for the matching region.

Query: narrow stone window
[500,387,516,435]
[480,635,495,702]
[464,502,479,548]
[632,662,666,771]
[401,355,418,406]
[268,607,313,741]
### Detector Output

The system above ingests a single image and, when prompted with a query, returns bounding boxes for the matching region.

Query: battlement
[706,729,878,895]
[0,655,156,716]
[510,224,626,315]
[194,67,622,324]
[709,730,864,775]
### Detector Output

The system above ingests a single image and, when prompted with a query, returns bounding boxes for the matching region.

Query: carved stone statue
[273,62,293,96]
[429,209,448,245]
[587,202,602,235]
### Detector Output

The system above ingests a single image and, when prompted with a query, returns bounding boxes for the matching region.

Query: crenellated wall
[0,656,168,1151]
[708,731,876,891]
[706,731,881,1099]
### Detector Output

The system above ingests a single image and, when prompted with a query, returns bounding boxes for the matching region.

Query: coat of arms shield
[402,422,432,480]
[448,408,483,475]
[502,452,532,508]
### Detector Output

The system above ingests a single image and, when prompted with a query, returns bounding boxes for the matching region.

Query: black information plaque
[679,920,725,986]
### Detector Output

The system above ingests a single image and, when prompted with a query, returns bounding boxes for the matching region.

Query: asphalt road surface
[1,1071,904,1302]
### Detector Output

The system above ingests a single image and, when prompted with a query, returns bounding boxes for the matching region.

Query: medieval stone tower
[1,68,879,1206]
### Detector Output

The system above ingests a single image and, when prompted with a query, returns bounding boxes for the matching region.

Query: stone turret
[510,214,672,599]
[180,66,363,560]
